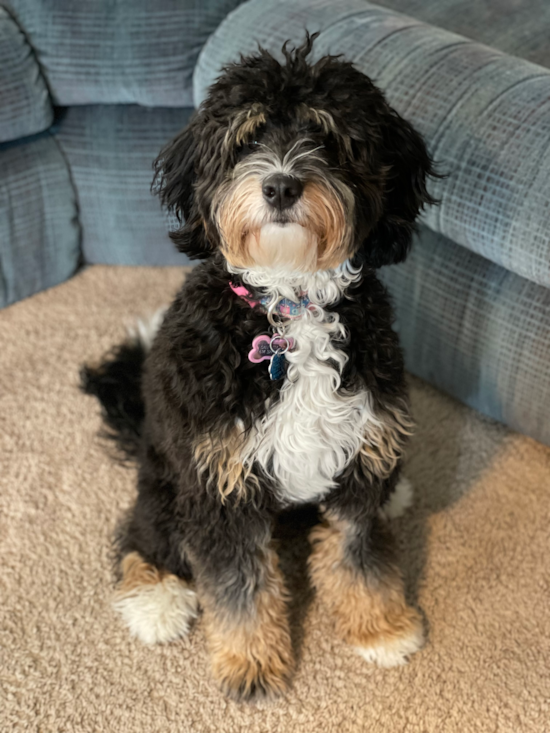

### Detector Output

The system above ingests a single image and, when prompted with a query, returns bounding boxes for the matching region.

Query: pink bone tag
[248,334,294,363]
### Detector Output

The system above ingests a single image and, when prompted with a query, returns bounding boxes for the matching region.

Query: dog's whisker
[285,144,326,166]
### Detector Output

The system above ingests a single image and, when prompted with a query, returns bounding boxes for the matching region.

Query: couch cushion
[0,134,80,307]
[54,105,193,266]
[0,6,53,142]
[6,0,244,107]
[194,0,550,289]
[373,0,550,69]
[381,226,550,447]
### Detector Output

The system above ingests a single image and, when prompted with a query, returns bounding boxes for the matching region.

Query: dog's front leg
[184,501,294,701]
[309,475,424,667]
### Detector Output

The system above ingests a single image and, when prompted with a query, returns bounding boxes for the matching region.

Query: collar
[229,282,311,320]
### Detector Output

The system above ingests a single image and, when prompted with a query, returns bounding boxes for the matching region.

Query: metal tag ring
[270,334,290,355]
[267,307,285,330]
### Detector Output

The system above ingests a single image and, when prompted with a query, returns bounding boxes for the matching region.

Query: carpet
[1,265,549,733]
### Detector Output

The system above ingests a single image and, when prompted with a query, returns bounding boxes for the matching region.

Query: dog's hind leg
[113,551,198,645]
[112,452,199,645]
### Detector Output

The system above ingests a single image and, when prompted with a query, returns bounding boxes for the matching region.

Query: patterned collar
[229,282,311,319]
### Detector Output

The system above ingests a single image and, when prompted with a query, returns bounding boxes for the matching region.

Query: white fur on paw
[379,477,414,521]
[113,576,198,645]
[126,308,167,351]
[356,622,424,668]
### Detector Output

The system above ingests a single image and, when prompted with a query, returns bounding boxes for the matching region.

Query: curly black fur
[83,35,436,701]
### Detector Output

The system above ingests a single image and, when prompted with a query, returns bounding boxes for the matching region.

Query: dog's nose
[262,174,303,210]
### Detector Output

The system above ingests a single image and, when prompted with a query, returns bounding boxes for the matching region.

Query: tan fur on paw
[309,516,424,667]
[203,552,294,700]
[114,552,198,645]
[210,637,293,700]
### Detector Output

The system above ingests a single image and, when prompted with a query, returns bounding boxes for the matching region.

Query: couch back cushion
[54,105,193,266]
[0,6,53,142]
[6,0,244,107]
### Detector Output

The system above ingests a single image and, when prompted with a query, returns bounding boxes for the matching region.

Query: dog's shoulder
[157,258,264,350]
[144,257,277,426]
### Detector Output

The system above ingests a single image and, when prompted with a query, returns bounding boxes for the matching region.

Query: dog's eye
[237,140,260,158]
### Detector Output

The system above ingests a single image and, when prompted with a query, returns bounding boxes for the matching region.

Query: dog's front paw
[205,592,294,701]
[211,644,293,701]
[309,514,425,669]
[355,609,424,667]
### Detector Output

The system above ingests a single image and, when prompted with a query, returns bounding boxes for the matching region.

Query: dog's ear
[360,110,437,269]
[153,114,214,260]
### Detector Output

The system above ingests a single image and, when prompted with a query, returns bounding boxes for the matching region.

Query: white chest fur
[236,263,384,505]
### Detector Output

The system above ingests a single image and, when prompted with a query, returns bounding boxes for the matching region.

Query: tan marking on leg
[193,427,259,501]
[203,550,293,700]
[118,551,170,589]
[360,400,414,481]
[309,514,423,666]
[114,552,198,645]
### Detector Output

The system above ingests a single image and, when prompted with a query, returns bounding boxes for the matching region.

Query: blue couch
[2,0,549,446]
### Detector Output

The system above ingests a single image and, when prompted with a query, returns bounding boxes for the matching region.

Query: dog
[82,34,436,700]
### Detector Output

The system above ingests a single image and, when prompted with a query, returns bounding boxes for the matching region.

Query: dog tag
[248,334,274,363]
[269,351,287,381]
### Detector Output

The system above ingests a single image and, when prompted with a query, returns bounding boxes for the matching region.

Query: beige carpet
[1,265,549,733]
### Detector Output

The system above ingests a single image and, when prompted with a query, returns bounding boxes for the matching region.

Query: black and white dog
[82,34,436,700]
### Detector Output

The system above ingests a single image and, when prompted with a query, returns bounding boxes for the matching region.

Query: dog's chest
[244,310,375,505]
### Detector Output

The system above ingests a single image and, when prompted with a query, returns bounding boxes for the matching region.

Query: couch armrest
[6,0,245,108]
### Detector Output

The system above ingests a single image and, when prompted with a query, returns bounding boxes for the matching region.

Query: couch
[1,0,549,446]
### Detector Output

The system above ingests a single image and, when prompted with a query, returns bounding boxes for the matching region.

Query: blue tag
[269,352,287,381]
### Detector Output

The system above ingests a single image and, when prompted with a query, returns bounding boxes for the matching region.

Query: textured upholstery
[54,105,193,266]
[194,0,550,289]
[1,0,549,444]
[0,6,52,142]
[380,226,550,446]
[6,0,244,107]
[0,134,80,307]
[374,0,550,69]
